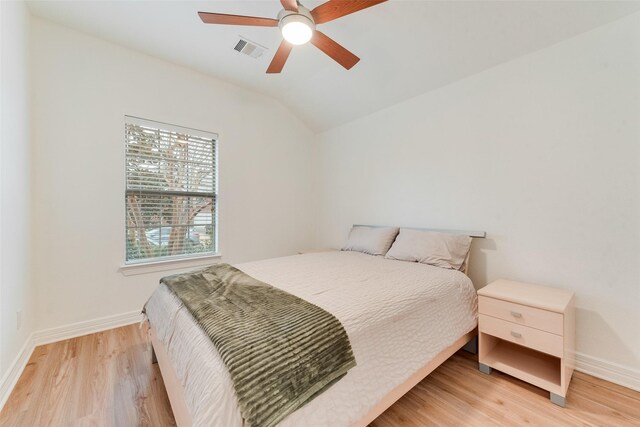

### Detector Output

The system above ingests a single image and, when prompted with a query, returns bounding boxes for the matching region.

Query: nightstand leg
[550,393,566,407]
[479,363,492,375]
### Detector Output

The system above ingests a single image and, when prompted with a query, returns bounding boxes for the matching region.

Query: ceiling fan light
[282,21,312,45]
[280,14,314,45]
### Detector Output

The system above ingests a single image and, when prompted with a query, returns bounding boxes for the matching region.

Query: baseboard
[575,352,640,392]
[0,310,142,412]
[32,310,143,346]
[0,332,36,411]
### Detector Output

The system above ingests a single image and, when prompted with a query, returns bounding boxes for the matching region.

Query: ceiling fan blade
[311,31,359,70]
[311,0,387,24]
[280,0,298,12]
[266,40,294,74]
[198,12,279,27]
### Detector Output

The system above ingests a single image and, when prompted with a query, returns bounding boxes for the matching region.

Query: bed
[144,231,482,427]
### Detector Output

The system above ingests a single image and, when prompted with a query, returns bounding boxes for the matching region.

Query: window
[125,116,218,264]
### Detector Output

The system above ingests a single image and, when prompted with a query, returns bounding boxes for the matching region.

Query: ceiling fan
[198,0,387,73]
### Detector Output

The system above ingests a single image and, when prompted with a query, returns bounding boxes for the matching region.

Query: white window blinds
[125,117,218,263]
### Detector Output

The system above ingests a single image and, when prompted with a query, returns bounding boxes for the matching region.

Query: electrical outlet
[16,311,22,331]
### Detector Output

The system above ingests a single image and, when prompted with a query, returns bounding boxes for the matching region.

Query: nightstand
[477,279,575,407]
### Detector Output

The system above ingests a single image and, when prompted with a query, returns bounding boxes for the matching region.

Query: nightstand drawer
[479,314,564,357]
[479,296,564,335]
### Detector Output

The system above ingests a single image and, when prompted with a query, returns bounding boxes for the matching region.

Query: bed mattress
[144,251,478,426]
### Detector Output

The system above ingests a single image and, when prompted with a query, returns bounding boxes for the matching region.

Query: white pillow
[341,226,399,256]
[385,228,472,270]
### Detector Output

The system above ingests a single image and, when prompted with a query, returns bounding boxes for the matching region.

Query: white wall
[0,0,35,378]
[317,13,640,375]
[31,18,318,331]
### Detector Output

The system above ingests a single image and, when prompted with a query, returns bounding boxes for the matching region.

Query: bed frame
[148,226,486,426]
[149,323,476,427]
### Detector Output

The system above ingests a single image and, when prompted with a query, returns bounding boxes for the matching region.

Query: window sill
[119,253,222,276]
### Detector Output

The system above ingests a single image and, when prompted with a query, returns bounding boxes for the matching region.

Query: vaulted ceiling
[27,1,640,131]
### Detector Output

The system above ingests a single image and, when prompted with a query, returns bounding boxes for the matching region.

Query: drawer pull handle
[510,311,522,318]
[510,331,522,338]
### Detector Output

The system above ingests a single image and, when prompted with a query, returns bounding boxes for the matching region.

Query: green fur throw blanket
[160,263,356,427]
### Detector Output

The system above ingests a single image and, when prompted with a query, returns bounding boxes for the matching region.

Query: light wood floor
[1,325,639,426]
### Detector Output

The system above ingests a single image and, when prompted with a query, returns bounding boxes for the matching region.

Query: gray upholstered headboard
[353,224,486,239]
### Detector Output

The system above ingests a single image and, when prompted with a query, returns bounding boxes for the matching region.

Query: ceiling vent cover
[234,37,266,59]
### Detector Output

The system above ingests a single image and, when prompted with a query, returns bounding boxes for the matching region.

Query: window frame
[123,116,219,267]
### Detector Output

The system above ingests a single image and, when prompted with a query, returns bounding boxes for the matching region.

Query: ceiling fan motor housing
[277,6,316,32]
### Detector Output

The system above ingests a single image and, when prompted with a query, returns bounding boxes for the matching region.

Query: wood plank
[371,351,640,427]
[0,325,175,427]
[1,325,639,426]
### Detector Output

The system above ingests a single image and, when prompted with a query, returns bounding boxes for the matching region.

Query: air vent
[234,40,247,52]
[233,37,267,59]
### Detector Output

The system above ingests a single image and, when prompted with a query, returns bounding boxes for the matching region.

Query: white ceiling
[27,1,640,132]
